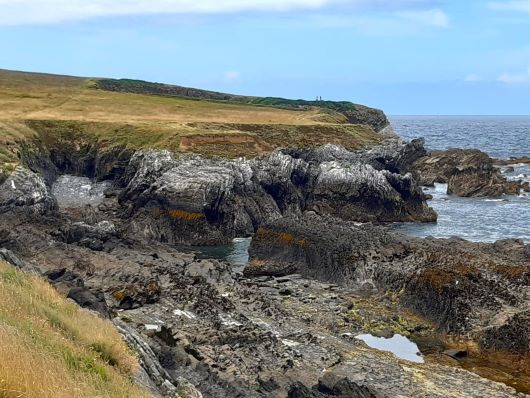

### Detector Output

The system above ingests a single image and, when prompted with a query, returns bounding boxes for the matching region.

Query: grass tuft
[0,261,149,398]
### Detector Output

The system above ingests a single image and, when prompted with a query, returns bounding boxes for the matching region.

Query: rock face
[337,104,390,134]
[118,141,435,245]
[247,214,530,353]
[19,127,134,186]
[0,167,57,216]
[412,149,529,196]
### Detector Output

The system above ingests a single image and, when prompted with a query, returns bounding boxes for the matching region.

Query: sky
[0,0,530,115]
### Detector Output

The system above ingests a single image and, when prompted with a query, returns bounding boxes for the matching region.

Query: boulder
[59,221,117,251]
[67,287,110,318]
[0,167,57,216]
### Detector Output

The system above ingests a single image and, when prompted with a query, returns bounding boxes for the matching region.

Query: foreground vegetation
[0,261,149,398]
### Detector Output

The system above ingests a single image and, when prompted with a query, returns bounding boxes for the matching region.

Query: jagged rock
[114,318,184,397]
[412,149,529,196]
[317,373,385,397]
[45,268,85,289]
[480,310,530,354]
[0,248,41,274]
[287,375,383,398]
[1,208,526,397]
[0,167,57,215]
[59,221,117,251]
[119,142,435,245]
[111,280,162,309]
[0,229,13,246]
[288,383,328,398]
[67,287,110,318]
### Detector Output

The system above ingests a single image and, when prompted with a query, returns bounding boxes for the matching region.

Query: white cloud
[223,71,240,82]
[464,74,482,82]
[488,1,530,13]
[0,0,443,26]
[295,7,448,36]
[497,68,530,84]
[396,8,449,27]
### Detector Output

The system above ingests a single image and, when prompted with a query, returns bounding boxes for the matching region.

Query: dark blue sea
[390,116,530,243]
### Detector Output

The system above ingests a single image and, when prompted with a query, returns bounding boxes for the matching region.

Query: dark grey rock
[119,142,435,245]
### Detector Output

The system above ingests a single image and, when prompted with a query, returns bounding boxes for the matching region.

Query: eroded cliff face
[1,133,435,246]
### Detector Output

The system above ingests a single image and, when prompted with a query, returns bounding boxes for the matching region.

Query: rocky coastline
[0,130,529,397]
[411,148,530,197]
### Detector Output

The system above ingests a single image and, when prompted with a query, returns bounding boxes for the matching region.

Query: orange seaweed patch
[256,227,306,247]
[416,265,480,292]
[167,209,205,221]
[493,264,528,279]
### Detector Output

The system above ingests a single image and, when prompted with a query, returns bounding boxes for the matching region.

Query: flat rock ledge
[246,213,530,356]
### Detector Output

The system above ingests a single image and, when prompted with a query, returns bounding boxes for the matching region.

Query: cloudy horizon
[1,0,529,114]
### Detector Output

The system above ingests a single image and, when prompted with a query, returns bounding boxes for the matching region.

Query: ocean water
[390,115,530,159]
[390,116,530,243]
[176,238,251,270]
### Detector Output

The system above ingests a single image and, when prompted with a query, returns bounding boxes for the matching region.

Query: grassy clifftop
[0,69,385,169]
[0,261,149,398]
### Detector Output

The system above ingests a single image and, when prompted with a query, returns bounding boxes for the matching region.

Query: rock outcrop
[246,214,530,353]
[412,149,530,196]
[0,167,57,215]
[118,141,435,245]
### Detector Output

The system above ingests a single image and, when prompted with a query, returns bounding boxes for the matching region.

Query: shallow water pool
[356,334,424,363]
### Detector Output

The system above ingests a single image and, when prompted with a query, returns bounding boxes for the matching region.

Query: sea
[390,116,530,243]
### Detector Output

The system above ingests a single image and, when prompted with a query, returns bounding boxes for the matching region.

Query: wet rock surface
[248,214,530,354]
[412,149,530,196]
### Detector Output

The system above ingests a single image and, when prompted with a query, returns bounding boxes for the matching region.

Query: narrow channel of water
[176,237,252,269]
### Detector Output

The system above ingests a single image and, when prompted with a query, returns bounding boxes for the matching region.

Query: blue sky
[1,0,530,115]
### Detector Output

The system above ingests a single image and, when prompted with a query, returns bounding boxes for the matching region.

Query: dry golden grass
[0,261,150,398]
[0,69,325,125]
[0,69,381,165]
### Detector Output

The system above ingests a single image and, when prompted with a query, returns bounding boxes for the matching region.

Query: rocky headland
[1,71,529,397]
